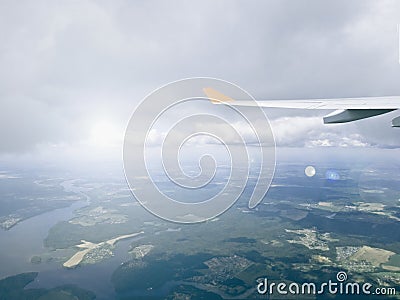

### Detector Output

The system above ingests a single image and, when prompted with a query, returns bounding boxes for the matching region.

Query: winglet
[203,88,235,104]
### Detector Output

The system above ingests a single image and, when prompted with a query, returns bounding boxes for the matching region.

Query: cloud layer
[1,0,400,157]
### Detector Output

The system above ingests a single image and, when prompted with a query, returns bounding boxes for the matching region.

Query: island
[63,231,144,268]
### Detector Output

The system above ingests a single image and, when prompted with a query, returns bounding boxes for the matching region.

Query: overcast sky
[1,0,400,167]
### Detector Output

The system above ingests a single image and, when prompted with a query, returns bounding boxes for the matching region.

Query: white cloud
[271,116,374,148]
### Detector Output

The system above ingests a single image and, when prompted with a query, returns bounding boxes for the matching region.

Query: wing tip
[203,87,235,104]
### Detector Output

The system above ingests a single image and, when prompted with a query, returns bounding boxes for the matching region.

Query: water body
[28,238,134,299]
[0,190,87,278]
[0,179,136,299]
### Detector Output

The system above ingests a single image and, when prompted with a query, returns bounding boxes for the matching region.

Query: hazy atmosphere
[1,0,400,169]
[1,2,400,299]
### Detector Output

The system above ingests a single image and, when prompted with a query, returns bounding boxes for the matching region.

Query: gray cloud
[1,0,400,156]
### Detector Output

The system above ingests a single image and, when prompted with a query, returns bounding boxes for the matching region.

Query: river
[0,179,137,299]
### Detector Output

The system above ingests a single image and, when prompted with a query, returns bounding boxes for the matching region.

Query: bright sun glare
[90,120,122,148]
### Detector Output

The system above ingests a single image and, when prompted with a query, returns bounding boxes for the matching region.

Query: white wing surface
[203,88,400,127]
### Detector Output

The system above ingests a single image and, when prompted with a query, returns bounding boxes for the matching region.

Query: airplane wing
[203,88,400,127]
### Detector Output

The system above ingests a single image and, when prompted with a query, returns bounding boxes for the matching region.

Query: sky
[1,0,400,169]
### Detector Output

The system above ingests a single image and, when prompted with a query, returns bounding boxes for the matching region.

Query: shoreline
[63,231,144,268]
